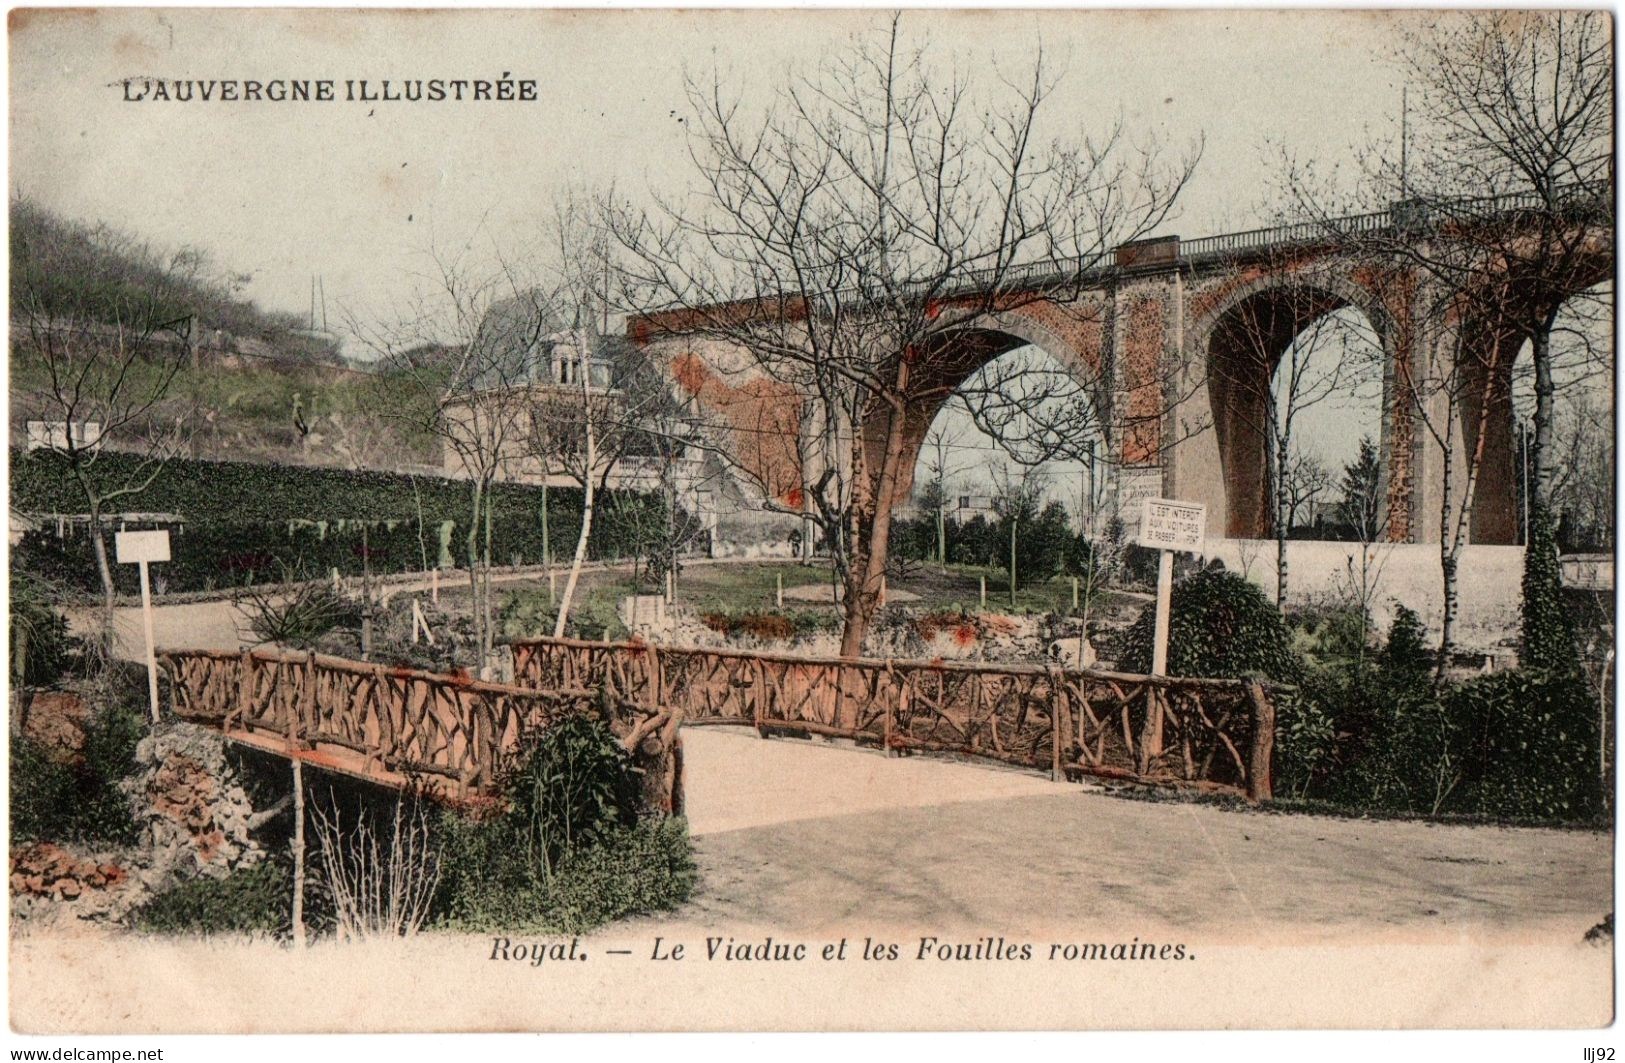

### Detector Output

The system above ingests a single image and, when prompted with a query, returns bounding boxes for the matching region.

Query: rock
[19,690,90,758]
[1046,636,1097,668]
[13,724,270,931]
[120,722,264,880]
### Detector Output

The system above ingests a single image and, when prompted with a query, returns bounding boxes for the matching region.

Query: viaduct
[630,186,1612,557]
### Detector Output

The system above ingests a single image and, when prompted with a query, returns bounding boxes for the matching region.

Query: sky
[10,7,1589,505]
[10,9,1411,329]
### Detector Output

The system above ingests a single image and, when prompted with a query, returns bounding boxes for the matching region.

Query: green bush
[432,714,693,932]
[1287,602,1370,663]
[1118,569,1302,683]
[497,587,630,643]
[1522,505,1578,674]
[9,739,79,846]
[1278,601,1604,822]
[1382,604,1431,681]
[129,860,291,937]
[437,714,640,907]
[11,575,73,687]
[436,816,696,934]
[10,699,145,847]
[1443,668,1604,821]
[509,713,642,866]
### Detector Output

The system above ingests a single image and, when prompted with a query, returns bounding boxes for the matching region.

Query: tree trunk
[837,395,909,659]
[1275,436,1290,606]
[1008,517,1018,606]
[554,339,596,639]
[88,500,116,614]
[540,474,552,602]
[937,503,947,574]
[483,487,495,664]
[291,759,307,949]
[1529,312,1559,515]
[466,477,485,660]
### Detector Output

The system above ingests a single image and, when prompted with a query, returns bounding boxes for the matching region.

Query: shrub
[432,713,694,932]
[237,573,361,647]
[10,699,144,847]
[1522,505,1578,674]
[1271,690,1339,801]
[1443,668,1604,821]
[435,816,696,934]
[1287,602,1370,662]
[530,818,698,933]
[129,860,291,937]
[497,587,629,643]
[11,574,73,687]
[1118,569,1301,683]
[1382,604,1431,681]
[507,713,642,867]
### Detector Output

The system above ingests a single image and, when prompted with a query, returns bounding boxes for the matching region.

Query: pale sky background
[7,8,1604,506]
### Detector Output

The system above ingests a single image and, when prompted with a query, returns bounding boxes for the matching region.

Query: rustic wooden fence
[157,647,683,810]
[511,637,1277,800]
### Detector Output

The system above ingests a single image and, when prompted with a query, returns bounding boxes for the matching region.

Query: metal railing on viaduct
[159,638,1281,806]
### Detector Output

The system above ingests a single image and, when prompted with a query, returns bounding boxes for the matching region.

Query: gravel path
[647,727,1612,938]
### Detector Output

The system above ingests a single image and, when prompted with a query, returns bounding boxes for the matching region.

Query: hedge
[15,448,568,525]
[12,450,689,595]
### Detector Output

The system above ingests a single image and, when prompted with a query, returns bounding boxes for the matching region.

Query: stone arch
[1453,249,1615,545]
[882,302,1109,502]
[1193,272,1394,539]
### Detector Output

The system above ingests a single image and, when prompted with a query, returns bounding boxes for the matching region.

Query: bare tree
[1283,11,1612,517]
[988,462,1049,606]
[607,15,1199,655]
[345,230,545,668]
[10,205,202,621]
[1412,293,1516,678]
[1277,453,1333,539]
[916,424,971,573]
[1274,11,1612,671]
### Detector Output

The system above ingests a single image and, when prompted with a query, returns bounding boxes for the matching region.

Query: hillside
[8,200,442,469]
[10,197,341,366]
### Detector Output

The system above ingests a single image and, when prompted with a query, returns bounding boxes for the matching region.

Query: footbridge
[159,637,1280,805]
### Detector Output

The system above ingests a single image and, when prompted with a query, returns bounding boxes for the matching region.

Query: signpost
[1136,498,1205,759]
[115,529,170,724]
[1137,498,1207,677]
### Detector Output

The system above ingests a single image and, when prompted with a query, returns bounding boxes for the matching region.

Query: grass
[480,558,1149,646]
[889,562,1147,620]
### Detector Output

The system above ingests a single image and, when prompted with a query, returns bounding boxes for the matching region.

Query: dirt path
[9,726,1612,1034]
[650,728,1612,938]
[63,556,772,660]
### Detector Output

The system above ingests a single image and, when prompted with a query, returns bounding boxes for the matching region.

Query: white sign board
[115,529,171,564]
[1137,498,1206,551]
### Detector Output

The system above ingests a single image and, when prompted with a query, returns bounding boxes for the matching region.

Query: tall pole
[138,559,160,724]
[1151,549,1174,677]
[1400,86,1409,199]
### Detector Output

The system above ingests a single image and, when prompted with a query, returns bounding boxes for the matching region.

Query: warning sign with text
[1137,499,1206,551]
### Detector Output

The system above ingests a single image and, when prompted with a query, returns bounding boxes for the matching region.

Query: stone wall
[1201,538,1526,652]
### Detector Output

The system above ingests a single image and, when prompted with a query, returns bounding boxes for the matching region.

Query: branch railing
[511,637,1277,800]
[158,647,683,809]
